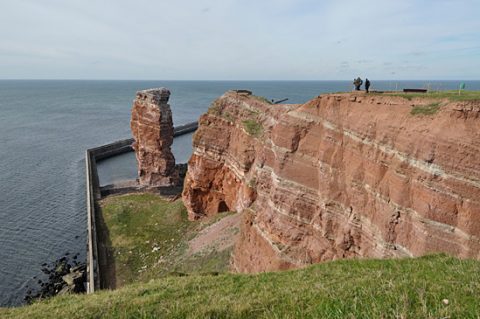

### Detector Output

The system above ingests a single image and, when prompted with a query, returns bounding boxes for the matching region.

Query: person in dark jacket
[353,77,363,91]
[365,78,371,93]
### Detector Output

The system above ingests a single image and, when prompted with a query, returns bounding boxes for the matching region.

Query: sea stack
[130,88,178,187]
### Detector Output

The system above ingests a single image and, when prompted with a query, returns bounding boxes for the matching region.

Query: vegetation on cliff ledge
[207,98,222,116]
[98,194,235,288]
[382,90,480,102]
[242,119,263,137]
[251,95,273,105]
[2,254,480,318]
[410,102,442,115]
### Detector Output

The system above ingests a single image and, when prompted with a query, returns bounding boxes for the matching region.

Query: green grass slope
[99,194,235,287]
[2,254,480,318]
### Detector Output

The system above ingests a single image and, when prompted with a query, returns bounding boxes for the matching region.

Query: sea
[1,80,479,306]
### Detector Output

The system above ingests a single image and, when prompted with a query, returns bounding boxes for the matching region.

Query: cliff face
[182,91,480,272]
[131,88,178,187]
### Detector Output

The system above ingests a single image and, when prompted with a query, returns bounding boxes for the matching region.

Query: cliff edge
[182,90,480,272]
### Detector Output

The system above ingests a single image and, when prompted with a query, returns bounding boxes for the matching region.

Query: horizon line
[0,79,478,82]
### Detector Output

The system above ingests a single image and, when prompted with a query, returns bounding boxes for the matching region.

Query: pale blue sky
[1,0,479,80]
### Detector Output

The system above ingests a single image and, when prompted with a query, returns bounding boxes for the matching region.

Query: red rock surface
[182,91,480,272]
[131,88,178,187]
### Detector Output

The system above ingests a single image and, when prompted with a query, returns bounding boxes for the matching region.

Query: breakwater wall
[85,121,197,293]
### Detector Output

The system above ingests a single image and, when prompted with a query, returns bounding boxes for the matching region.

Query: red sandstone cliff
[182,90,480,272]
[131,88,179,187]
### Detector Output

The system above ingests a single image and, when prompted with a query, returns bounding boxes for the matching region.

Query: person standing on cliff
[365,78,371,93]
[353,77,363,91]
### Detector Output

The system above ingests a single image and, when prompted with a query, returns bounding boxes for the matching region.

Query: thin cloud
[0,0,479,79]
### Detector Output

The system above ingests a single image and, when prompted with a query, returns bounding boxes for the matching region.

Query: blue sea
[1,80,479,306]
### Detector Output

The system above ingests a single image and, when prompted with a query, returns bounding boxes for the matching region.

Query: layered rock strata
[131,88,178,187]
[183,90,480,272]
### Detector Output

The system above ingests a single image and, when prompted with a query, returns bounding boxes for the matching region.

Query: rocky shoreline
[24,254,86,303]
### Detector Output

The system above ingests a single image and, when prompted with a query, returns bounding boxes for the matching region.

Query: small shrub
[410,102,441,116]
[242,120,263,137]
[248,177,257,189]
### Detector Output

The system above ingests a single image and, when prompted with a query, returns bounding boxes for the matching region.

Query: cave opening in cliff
[217,200,230,213]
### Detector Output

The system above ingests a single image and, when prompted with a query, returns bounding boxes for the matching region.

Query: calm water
[1,80,479,306]
[97,133,194,186]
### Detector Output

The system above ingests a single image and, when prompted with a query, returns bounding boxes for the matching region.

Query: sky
[0,0,479,80]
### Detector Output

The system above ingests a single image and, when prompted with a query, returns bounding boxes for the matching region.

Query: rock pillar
[130,88,178,186]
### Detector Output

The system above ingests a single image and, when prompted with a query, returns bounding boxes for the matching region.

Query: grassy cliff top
[375,90,480,102]
[2,254,479,318]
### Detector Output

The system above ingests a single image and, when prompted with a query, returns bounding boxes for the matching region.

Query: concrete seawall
[85,121,197,293]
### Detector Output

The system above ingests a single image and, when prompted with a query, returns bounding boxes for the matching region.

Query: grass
[206,99,235,123]
[251,95,273,105]
[223,111,235,123]
[377,90,480,102]
[242,119,263,137]
[98,194,233,287]
[2,254,480,318]
[207,99,223,116]
[410,102,442,116]
[207,94,266,137]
